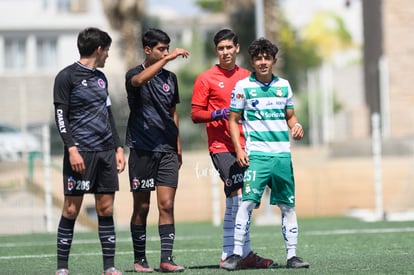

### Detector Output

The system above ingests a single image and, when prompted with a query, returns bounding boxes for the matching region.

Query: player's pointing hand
[167,48,190,61]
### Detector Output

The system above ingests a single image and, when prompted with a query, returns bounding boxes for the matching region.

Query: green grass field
[1,216,414,274]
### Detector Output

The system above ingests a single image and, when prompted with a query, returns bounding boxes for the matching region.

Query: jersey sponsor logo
[254,111,262,120]
[56,109,67,133]
[251,99,259,107]
[249,89,258,97]
[81,79,88,86]
[264,111,285,119]
[98,78,106,88]
[218,81,224,88]
[231,92,244,100]
[162,83,170,93]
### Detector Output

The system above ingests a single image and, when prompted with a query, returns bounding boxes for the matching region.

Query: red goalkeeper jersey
[192,64,250,154]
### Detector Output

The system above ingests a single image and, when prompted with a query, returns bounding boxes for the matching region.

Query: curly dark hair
[247,38,278,59]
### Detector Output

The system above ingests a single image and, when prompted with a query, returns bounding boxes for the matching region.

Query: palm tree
[102,0,146,69]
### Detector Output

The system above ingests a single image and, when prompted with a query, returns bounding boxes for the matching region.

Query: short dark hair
[248,38,279,59]
[77,27,112,57]
[142,28,171,48]
[213,28,239,47]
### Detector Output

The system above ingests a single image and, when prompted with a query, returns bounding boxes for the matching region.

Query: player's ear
[95,46,102,55]
[144,45,152,55]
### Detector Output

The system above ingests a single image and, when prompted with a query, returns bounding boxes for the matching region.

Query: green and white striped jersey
[230,73,294,157]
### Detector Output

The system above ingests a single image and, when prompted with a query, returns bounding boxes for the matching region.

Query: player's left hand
[291,123,304,140]
[236,151,249,167]
[177,152,182,169]
[116,147,126,173]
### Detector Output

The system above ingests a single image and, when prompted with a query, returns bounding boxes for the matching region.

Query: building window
[37,38,57,69]
[57,0,70,12]
[58,0,88,13]
[4,38,26,69]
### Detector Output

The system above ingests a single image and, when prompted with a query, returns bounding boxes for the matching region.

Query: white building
[0,0,122,127]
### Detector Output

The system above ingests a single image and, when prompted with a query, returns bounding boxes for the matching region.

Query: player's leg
[222,195,234,262]
[56,150,86,273]
[238,156,274,269]
[128,149,154,272]
[211,153,244,263]
[130,191,153,272]
[56,195,83,272]
[272,157,309,268]
[95,193,118,271]
[222,155,275,270]
[236,191,273,269]
[220,199,256,271]
[95,150,123,274]
[156,152,184,272]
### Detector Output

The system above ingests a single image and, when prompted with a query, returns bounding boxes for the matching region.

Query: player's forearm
[54,103,75,148]
[229,119,243,153]
[131,59,168,87]
[191,107,211,123]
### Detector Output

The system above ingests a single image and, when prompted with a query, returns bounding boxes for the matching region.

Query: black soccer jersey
[53,62,115,151]
[125,65,180,152]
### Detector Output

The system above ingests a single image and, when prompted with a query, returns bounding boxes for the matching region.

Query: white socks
[279,204,298,260]
[233,200,256,256]
[221,195,254,260]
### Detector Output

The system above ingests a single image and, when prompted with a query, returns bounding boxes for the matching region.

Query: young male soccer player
[191,29,273,269]
[125,28,189,273]
[53,27,126,275]
[221,37,310,270]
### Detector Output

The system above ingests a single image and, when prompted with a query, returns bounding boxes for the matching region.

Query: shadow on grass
[187,263,283,270]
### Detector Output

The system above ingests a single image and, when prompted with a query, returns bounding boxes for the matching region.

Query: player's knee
[97,206,114,217]
[62,207,80,219]
[240,200,256,212]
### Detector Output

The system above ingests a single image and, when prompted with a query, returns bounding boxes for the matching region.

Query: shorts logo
[67,177,75,191]
[132,177,140,190]
[225,178,233,187]
[98,78,106,88]
[245,183,251,193]
[162,83,170,93]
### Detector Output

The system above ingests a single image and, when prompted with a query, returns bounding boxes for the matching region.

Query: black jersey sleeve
[171,72,180,105]
[54,103,75,148]
[108,107,122,149]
